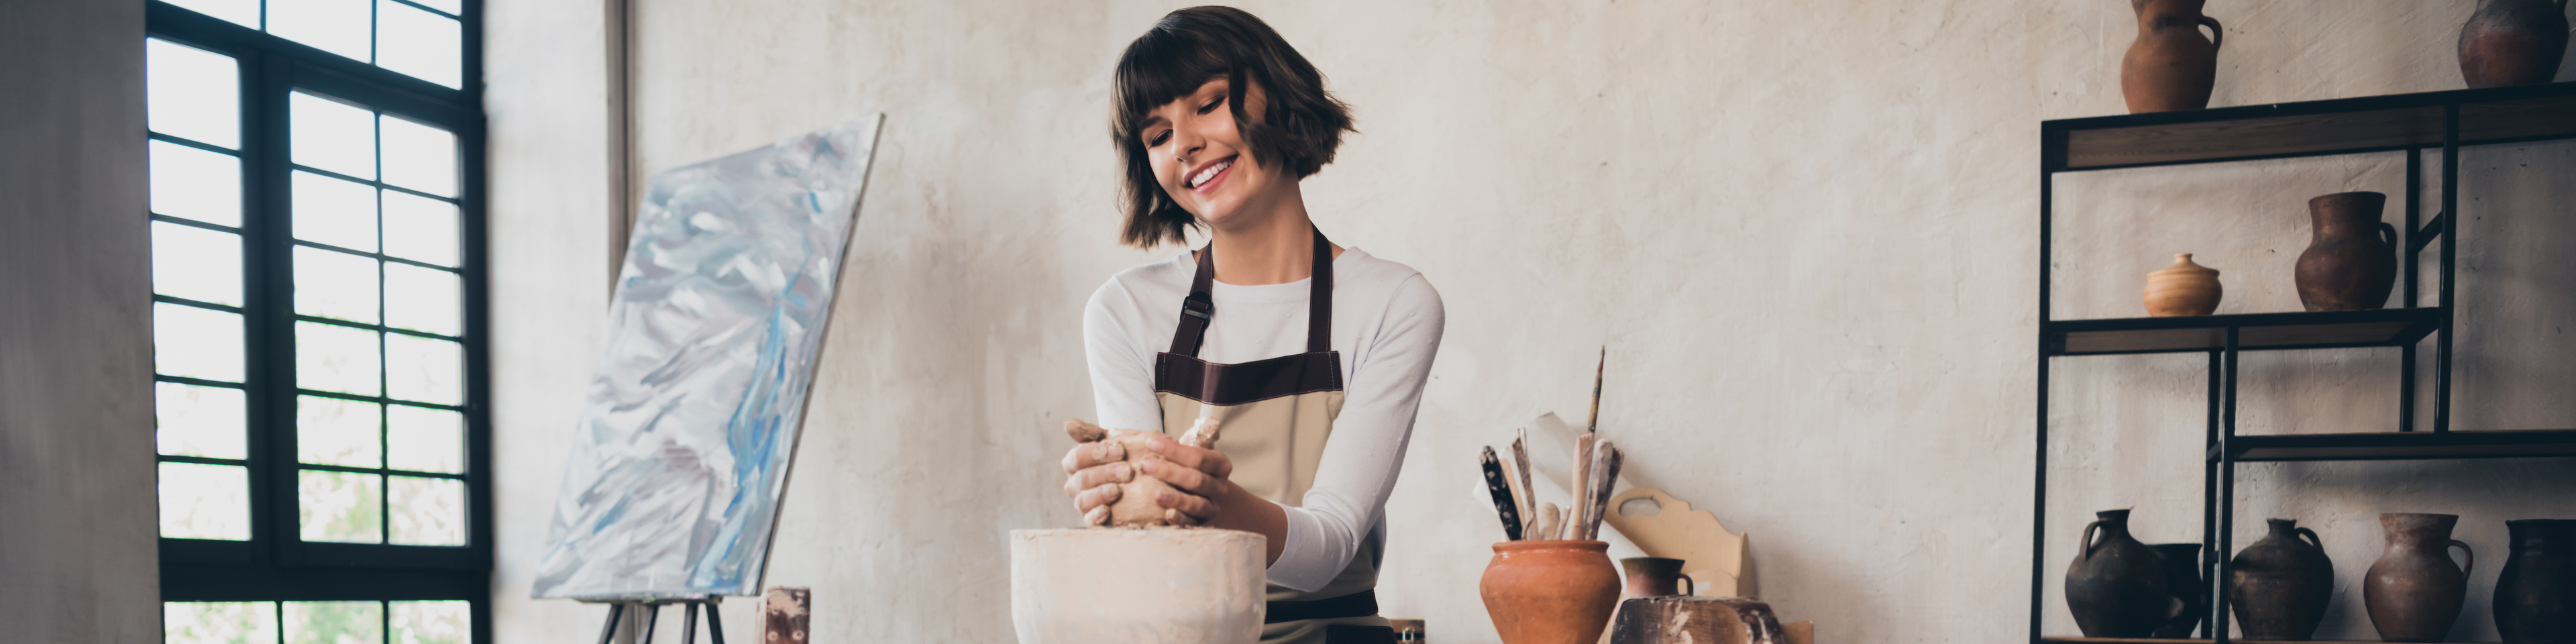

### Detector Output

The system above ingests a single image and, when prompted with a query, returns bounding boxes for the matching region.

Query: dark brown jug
[2367,513,2476,643]
[1620,557,1695,599]
[2122,0,2224,113]
[2459,0,2571,89]
[2153,543,2210,638]
[2068,510,2182,637]
[2295,192,2398,311]
[2231,519,2334,641]
[2496,519,2576,643]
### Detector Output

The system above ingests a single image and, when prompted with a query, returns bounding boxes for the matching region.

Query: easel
[592,598,726,644]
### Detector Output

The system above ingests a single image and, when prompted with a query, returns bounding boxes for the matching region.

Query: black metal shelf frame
[2028,83,2576,644]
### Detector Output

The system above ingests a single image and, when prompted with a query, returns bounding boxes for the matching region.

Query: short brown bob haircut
[1111,6,1355,248]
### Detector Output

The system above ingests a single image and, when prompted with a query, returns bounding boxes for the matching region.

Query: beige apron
[1153,229,1392,644]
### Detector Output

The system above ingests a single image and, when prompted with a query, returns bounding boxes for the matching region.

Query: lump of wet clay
[1064,417,1220,528]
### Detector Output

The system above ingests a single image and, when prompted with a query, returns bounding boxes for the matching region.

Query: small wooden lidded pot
[2143,254,2222,317]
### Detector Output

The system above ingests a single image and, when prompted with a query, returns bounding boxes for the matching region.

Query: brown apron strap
[1165,228,1336,358]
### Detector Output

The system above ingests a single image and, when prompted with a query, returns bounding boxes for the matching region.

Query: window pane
[387,405,464,473]
[298,396,382,468]
[292,171,380,252]
[294,246,382,324]
[160,462,250,540]
[376,1,462,89]
[155,303,244,382]
[150,141,244,227]
[146,39,240,148]
[152,221,244,307]
[388,476,464,545]
[284,600,384,644]
[384,263,460,335]
[158,382,247,460]
[380,116,458,196]
[296,322,382,396]
[382,192,460,266]
[160,0,260,29]
[290,92,377,180]
[267,0,373,63]
[392,601,469,644]
[298,470,382,543]
[166,602,280,644]
[386,335,462,405]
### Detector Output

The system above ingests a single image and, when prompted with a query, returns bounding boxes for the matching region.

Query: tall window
[148,0,485,641]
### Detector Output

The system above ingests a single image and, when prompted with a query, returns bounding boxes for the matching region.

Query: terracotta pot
[2068,510,2182,637]
[1483,540,1620,644]
[2295,192,2400,312]
[2230,519,2335,641]
[2460,0,2571,89]
[2496,519,2576,643]
[2153,543,2211,638]
[2122,0,2224,113]
[1621,557,1695,598]
[2145,254,2223,317]
[2367,513,2477,642]
[1008,529,1267,644]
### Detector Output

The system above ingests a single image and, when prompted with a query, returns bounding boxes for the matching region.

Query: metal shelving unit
[2030,81,2576,644]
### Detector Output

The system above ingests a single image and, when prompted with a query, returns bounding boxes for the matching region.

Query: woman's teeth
[1189,159,1232,189]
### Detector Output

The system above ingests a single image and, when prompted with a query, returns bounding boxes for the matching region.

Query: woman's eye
[1147,130,1170,147]
[1197,96,1224,114]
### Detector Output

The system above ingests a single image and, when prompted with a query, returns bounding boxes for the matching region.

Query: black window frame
[148,0,490,639]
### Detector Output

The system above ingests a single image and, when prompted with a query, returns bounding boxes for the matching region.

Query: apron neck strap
[1168,227,1335,357]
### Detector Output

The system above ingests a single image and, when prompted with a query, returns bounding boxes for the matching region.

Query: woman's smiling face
[1136,77,1283,229]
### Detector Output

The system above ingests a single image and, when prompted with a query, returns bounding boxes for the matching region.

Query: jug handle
[2198,15,2223,50]
[1678,574,1696,597]
[2449,540,2475,574]
[2080,520,2106,560]
[2296,527,2322,550]
[2377,222,2398,251]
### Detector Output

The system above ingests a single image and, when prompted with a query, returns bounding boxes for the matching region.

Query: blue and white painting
[533,118,880,599]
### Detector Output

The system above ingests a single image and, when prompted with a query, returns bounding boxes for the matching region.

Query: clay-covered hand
[1128,431,1238,527]
[1059,419,1130,527]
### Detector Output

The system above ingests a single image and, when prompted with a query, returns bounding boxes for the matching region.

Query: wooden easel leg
[640,604,662,643]
[682,602,700,644]
[704,600,727,644]
[595,603,626,644]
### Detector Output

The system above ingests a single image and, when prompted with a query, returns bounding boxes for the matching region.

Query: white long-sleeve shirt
[1083,247,1445,592]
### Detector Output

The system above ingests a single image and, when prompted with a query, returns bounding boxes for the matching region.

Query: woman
[1059,7,1444,644]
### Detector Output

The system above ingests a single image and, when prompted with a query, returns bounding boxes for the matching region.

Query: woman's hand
[1060,420,1132,526]
[1124,431,1238,526]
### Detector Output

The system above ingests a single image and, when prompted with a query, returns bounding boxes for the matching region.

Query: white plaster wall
[0,1,160,641]
[487,1,2576,642]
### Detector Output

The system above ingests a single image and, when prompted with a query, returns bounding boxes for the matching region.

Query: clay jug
[1483,540,1620,644]
[2367,513,2477,642]
[1621,557,1695,598]
[2496,519,2576,643]
[2068,510,2183,637]
[2459,0,2571,89]
[2230,519,2335,641]
[1009,529,1266,644]
[2295,192,2399,311]
[2123,0,2224,113]
[2153,543,2211,638]
[2145,254,2223,317]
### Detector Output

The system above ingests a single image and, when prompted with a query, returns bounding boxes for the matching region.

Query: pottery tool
[1479,447,1523,541]
[1497,446,1532,539]
[1509,430,1536,531]
[1585,346,1605,433]
[1570,433,1596,539]
[1530,502,1562,541]
[1580,443,1624,540]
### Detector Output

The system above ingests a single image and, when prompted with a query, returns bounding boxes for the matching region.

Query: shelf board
[2041,638,2497,644]
[2220,428,2576,462]
[2043,309,2440,357]
[2043,81,2576,172]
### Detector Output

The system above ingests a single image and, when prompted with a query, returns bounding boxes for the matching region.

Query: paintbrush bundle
[1478,432,1624,541]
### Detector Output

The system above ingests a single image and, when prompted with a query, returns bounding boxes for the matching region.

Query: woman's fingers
[1136,458,1222,498]
[1060,462,1133,498]
[1059,440,1126,475]
[1140,435,1234,479]
[1157,490,1218,524]
[1070,482,1122,512]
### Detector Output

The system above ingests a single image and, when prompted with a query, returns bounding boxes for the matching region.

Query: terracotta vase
[2367,513,2477,643]
[2068,510,2182,637]
[2153,543,2211,638]
[2122,0,2225,113]
[2496,519,2576,643]
[2296,192,2400,312]
[2459,0,2571,89]
[2230,519,2335,641]
[1621,557,1695,598]
[1483,540,1620,644]
[2145,254,2223,317]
